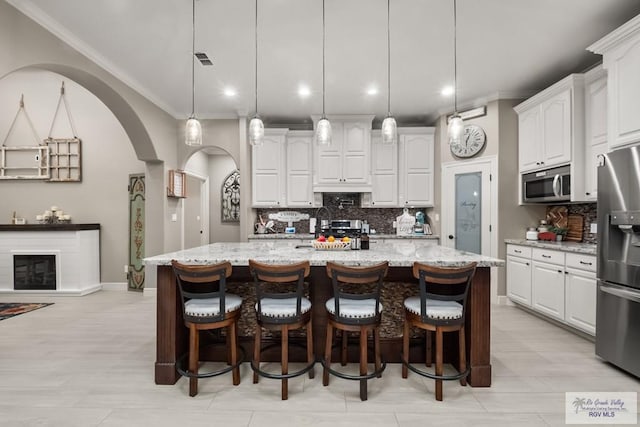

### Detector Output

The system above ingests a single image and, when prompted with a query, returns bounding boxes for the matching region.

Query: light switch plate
[171,213,177,222]
[590,223,597,233]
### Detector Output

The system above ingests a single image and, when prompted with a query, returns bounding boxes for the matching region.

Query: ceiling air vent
[195,52,213,66]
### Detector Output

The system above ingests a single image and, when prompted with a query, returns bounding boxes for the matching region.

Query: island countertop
[144,241,504,268]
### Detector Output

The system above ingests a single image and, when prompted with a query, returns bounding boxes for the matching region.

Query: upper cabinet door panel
[541,89,572,167]
[404,134,432,172]
[254,138,282,171]
[343,122,367,153]
[287,137,312,172]
[518,108,541,172]
[372,141,396,173]
[616,40,640,144]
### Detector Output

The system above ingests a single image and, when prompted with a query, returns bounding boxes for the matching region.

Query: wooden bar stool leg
[307,319,315,379]
[282,325,289,400]
[189,325,198,397]
[426,330,432,367]
[459,326,467,386]
[230,322,240,385]
[402,318,410,379]
[435,327,443,402]
[341,330,348,366]
[253,324,261,384]
[359,327,368,401]
[323,323,333,386]
[374,326,382,378]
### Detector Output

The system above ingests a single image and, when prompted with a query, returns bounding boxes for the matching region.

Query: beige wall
[0,69,144,283]
[208,155,241,243]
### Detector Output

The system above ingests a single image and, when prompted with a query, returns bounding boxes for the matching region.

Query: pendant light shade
[185,0,202,146]
[447,0,463,145]
[185,117,202,146]
[315,0,331,145]
[249,115,264,146]
[316,117,332,145]
[249,0,264,146]
[381,115,397,144]
[448,114,463,144]
[382,0,397,145]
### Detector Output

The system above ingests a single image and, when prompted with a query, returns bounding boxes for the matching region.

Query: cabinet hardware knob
[557,270,562,273]
[526,262,530,266]
[564,271,568,274]
[448,235,454,239]
[586,192,591,196]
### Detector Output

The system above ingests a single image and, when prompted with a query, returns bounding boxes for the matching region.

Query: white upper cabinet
[515,75,583,174]
[589,15,640,149]
[286,131,317,208]
[251,129,287,207]
[313,115,373,192]
[398,128,435,207]
[583,65,608,201]
[362,130,398,207]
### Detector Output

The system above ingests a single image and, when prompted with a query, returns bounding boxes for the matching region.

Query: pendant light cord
[191,0,196,117]
[255,0,258,115]
[387,0,391,116]
[322,0,326,118]
[453,0,458,113]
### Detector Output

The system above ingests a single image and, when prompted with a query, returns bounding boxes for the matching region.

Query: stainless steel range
[319,219,362,238]
[596,145,640,378]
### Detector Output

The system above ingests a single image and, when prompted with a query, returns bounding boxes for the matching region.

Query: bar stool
[322,261,388,401]
[171,260,243,397]
[401,262,477,401]
[249,260,315,400]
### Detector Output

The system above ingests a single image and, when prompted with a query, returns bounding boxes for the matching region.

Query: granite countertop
[247,233,440,240]
[145,240,504,268]
[505,239,597,255]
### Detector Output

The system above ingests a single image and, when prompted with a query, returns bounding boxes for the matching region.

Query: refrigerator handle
[600,284,640,304]
[552,174,561,197]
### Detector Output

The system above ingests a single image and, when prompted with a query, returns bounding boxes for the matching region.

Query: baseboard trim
[143,287,156,296]
[496,295,509,305]
[100,282,128,291]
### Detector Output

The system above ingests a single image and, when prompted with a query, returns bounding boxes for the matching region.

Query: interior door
[183,174,208,249]
[442,159,494,256]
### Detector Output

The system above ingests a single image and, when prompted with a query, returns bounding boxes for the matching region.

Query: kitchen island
[145,241,504,387]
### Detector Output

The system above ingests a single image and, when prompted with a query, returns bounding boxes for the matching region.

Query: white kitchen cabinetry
[564,253,597,335]
[583,65,608,202]
[506,244,596,336]
[531,248,566,321]
[362,131,398,207]
[286,131,317,207]
[252,129,287,207]
[506,245,532,306]
[313,116,373,192]
[515,75,584,174]
[398,128,435,207]
[589,15,640,149]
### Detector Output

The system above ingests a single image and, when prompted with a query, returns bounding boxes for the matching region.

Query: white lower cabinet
[506,244,596,335]
[532,259,565,321]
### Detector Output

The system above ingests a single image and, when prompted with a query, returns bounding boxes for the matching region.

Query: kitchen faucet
[314,206,332,238]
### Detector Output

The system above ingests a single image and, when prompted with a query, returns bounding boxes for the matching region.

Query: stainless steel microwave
[522,165,571,203]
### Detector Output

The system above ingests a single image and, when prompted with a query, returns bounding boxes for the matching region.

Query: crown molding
[588,14,640,54]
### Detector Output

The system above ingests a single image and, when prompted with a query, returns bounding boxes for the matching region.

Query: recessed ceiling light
[298,85,311,98]
[441,86,454,96]
[367,87,378,96]
[224,88,237,97]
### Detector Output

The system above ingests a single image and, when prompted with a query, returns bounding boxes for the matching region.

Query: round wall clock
[450,124,486,158]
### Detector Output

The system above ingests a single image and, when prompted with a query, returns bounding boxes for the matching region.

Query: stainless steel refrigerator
[597,145,640,378]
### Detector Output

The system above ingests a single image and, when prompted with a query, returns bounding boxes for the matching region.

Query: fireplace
[13,255,57,290]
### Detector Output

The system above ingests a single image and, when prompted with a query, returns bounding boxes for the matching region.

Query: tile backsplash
[545,203,597,244]
[255,193,433,235]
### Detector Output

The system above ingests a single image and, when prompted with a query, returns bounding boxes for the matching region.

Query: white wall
[0,69,144,283]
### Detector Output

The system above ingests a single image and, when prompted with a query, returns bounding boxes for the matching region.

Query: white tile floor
[0,290,638,426]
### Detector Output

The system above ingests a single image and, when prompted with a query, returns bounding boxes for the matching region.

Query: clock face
[450,124,486,158]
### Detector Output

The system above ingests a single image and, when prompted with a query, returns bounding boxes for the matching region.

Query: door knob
[448,235,454,239]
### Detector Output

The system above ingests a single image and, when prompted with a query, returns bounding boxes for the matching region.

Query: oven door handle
[552,174,561,198]
[600,283,640,304]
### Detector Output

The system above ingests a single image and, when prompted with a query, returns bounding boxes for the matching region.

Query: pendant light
[447,0,463,145]
[185,0,202,146]
[248,0,264,146]
[381,0,397,144]
[315,0,331,145]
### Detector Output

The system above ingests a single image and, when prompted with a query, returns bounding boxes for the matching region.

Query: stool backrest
[325,261,389,324]
[171,260,233,323]
[411,262,477,325]
[249,259,310,323]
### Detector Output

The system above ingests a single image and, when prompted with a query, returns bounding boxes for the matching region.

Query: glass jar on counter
[361,233,369,250]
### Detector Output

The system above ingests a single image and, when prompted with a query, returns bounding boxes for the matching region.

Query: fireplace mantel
[0,224,101,295]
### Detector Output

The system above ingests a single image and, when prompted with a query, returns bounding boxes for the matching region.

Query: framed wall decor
[167,169,186,198]
[221,169,240,222]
